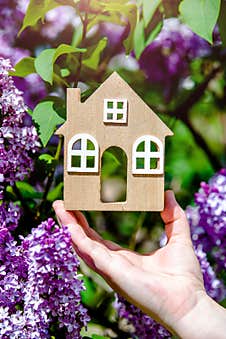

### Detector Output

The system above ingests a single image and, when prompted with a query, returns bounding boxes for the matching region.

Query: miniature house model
[56,72,173,211]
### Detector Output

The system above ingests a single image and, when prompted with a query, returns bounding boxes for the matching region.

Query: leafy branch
[158,65,222,170]
[73,10,89,87]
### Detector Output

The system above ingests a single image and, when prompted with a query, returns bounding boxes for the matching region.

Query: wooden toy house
[56,72,173,211]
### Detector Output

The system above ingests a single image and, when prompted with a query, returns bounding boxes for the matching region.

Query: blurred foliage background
[1,0,225,337]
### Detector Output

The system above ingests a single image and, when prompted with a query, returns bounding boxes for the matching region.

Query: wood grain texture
[56,72,173,211]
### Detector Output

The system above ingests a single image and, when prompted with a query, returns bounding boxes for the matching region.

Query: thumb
[161,191,192,244]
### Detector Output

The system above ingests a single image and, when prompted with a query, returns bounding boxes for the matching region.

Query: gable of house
[56,72,173,178]
[56,72,173,137]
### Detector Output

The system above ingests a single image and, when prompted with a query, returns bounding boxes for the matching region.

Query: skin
[53,191,226,338]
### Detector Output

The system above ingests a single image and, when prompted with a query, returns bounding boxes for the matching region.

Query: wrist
[174,292,226,339]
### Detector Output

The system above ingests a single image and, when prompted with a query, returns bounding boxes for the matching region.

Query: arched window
[132,135,163,174]
[67,133,99,173]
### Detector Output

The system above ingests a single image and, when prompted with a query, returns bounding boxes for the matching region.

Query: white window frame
[103,98,127,124]
[132,135,163,175]
[67,133,99,173]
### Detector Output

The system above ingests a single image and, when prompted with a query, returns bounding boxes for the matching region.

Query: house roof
[56,71,173,137]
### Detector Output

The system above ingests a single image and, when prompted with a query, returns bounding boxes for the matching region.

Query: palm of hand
[118,239,205,327]
[53,191,206,333]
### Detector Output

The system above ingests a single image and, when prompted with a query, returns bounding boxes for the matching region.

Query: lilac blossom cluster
[0,0,46,108]
[0,58,39,199]
[0,1,82,108]
[115,170,226,338]
[0,218,90,338]
[187,169,226,274]
[114,295,171,339]
[139,18,210,101]
[0,1,28,67]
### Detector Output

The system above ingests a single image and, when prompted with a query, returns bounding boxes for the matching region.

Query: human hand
[53,191,226,338]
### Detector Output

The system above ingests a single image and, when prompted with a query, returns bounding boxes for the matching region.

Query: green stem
[36,136,63,219]
[73,11,88,87]
[55,135,63,161]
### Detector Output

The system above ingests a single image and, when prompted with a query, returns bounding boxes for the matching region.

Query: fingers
[53,200,79,227]
[53,200,122,272]
[53,201,100,242]
[161,191,192,244]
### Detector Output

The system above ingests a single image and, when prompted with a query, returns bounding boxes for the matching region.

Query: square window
[117,101,124,109]
[104,99,127,124]
[107,101,113,109]
[136,158,145,169]
[136,141,145,152]
[71,155,81,168]
[117,113,124,120]
[107,113,113,120]
[87,139,95,150]
[150,158,158,169]
[86,156,95,168]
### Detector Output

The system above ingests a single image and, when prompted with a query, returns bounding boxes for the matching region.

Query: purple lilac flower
[0,225,27,313]
[115,295,171,339]
[0,218,90,338]
[0,1,46,108]
[161,230,225,302]
[13,74,47,109]
[0,39,46,109]
[187,169,226,273]
[100,22,128,57]
[139,18,210,101]
[0,58,39,197]
[195,247,225,301]
[41,6,79,40]
[0,1,24,44]
[0,202,21,232]
[22,219,90,338]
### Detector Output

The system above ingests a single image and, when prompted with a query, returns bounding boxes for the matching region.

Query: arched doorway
[100,146,127,203]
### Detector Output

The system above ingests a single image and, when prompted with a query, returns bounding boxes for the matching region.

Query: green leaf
[143,0,161,27]
[34,44,86,84]
[54,44,85,63]
[123,4,137,54]
[71,23,83,47]
[33,101,65,146]
[16,182,42,199]
[145,20,163,46]
[134,19,145,59]
[10,57,36,77]
[60,68,70,77]
[179,0,221,44]
[87,13,122,32]
[83,38,107,70]
[43,95,66,119]
[39,154,55,164]
[218,0,226,47]
[80,276,98,307]
[19,0,60,35]
[92,335,110,339]
[47,182,63,201]
[34,48,56,84]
